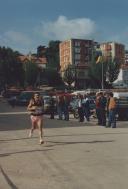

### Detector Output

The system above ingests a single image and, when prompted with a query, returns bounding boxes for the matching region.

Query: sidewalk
[0,100,128,188]
[0,119,128,189]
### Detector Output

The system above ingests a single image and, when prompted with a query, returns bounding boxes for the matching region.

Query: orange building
[59,39,94,88]
[100,42,125,64]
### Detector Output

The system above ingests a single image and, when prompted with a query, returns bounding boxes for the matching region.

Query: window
[75,47,80,53]
[75,54,80,60]
[75,41,80,46]
[75,61,80,65]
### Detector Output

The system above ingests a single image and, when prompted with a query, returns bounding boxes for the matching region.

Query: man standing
[107,92,117,128]
[49,95,56,119]
[100,92,107,126]
[82,94,90,122]
[95,92,102,125]
[78,94,84,122]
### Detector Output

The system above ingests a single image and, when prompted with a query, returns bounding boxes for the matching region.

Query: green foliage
[106,59,121,83]
[24,61,39,87]
[89,51,121,88]
[63,65,75,87]
[44,68,63,86]
[0,47,24,88]
[88,51,104,88]
[46,40,61,70]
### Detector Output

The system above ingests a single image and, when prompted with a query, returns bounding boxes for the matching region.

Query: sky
[0,0,128,54]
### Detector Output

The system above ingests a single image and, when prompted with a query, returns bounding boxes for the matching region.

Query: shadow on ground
[0,100,128,132]
[0,113,94,131]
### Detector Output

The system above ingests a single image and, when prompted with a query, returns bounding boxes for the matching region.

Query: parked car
[7,96,17,107]
[4,88,21,98]
[8,90,55,114]
[8,90,47,106]
[16,91,35,106]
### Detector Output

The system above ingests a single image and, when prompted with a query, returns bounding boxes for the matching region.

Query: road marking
[0,111,29,115]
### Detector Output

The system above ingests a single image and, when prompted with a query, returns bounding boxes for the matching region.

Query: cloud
[3,31,32,46]
[40,15,96,40]
[0,30,34,53]
[104,28,128,49]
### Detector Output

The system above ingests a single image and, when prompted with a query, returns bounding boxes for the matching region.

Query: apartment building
[59,39,93,89]
[101,42,127,87]
[100,42,125,64]
[125,50,128,65]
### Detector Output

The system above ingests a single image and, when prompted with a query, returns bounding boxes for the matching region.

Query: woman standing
[27,92,44,144]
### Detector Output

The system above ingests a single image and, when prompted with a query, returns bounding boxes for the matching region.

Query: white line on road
[0,112,29,115]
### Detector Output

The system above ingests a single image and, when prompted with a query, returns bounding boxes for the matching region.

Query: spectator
[95,92,102,125]
[49,95,56,119]
[100,92,107,126]
[56,95,65,120]
[78,94,84,122]
[107,92,117,128]
[82,94,90,122]
[63,95,70,121]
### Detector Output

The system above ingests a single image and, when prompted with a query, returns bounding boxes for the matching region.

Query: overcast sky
[0,0,128,54]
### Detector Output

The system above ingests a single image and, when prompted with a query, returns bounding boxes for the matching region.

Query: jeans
[78,107,84,122]
[96,108,102,125]
[84,108,90,121]
[108,109,116,128]
[101,108,106,126]
[64,105,69,121]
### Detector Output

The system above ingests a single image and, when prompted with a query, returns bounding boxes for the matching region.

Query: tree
[88,51,106,88]
[0,47,24,88]
[46,40,61,71]
[24,61,39,87]
[106,58,121,84]
[89,51,121,88]
[63,65,75,89]
[43,68,63,87]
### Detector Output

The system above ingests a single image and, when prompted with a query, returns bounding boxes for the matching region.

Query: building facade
[19,54,47,69]
[100,42,125,64]
[125,50,128,65]
[59,39,94,89]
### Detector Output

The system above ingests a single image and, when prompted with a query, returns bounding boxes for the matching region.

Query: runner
[27,92,44,144]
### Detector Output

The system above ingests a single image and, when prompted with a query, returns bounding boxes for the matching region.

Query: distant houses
[19,54,47,69]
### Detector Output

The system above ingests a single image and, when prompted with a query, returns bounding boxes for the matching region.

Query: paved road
[0,99,128,189]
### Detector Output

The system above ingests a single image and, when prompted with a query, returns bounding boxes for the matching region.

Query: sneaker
[39,139,44,144]
[28,131,32,138]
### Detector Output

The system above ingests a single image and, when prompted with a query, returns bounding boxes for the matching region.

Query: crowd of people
[48,91,117,128]
[27,91,117,144]
[95,92,117,128]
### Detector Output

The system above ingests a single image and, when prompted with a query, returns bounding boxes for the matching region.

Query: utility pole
[101,61,104,89]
